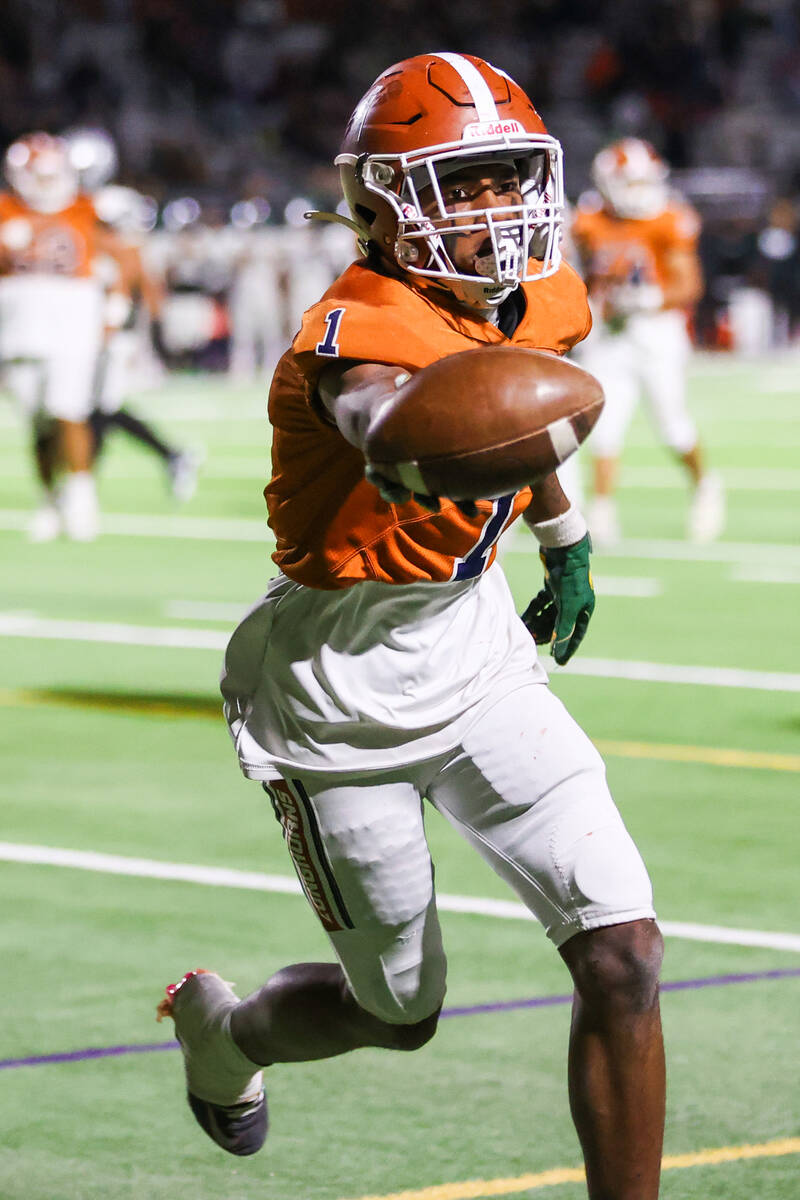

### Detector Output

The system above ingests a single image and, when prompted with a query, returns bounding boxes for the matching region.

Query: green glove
[521,533,595,665]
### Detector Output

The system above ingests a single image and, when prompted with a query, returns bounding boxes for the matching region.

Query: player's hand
[521,533,595,664]
[364,465,477,517]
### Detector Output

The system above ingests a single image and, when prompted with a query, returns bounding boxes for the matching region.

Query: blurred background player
[227,196,356,381]
[65,127,200,502]
[150,196,240,371]
[571,138,725,547]
[0,132,129,540]
[227,210,285,380]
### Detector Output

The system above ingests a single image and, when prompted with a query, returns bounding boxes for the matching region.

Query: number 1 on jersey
[316,307,346,357]
[451,495,514,580]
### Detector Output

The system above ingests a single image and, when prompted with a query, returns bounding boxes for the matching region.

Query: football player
[0,132,133,540]
[571,138,724,546]
[63,128,200,502]
[227,218,286,379]
[158,56,665,1199]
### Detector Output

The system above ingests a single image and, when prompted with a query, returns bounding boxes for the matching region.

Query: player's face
[418,163,523,274]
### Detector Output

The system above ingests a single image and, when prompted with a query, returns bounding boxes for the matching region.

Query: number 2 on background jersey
[451,495,515,580]
[315,307,346,357]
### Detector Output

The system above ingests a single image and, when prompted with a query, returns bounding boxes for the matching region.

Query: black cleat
[157,969,267,1156]
[186,1088,268,1156]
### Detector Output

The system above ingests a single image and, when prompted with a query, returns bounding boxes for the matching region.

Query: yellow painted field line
[595,738,800,773]
[2,688,799,773]
[342,1136,800,1200]
[0,688,218,722]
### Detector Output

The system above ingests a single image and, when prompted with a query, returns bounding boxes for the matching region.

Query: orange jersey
[0,192,99,278]
[266,258,592,590]
[571,194,700,296]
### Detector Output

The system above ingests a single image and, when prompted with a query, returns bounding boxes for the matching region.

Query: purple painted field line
[2,967,799,1071]
[440,966,800,1018]
[0,1041,180,1069]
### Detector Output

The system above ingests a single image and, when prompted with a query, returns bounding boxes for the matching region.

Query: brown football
[364,346,604,501]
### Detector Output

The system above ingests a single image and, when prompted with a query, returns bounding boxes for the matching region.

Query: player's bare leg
[677,443,703,485]
[28,418,62,541]
[57,418,100,540]
[33,420,58,488]
[231,962,440,1062]
[588,454,621,547]
[592,454,618,498]
[58,418,94,472]
[560,919,665,1200]
[158,963,439,1156]
[678,444,725,542]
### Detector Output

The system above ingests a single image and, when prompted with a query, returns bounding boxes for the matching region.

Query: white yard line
[90,511,270,541]
[2,612,799,691]
[505,532,800,565]
[552,657,800,693]
[730,565,800,585]
[0,506,798,567]
[0,509,269,540]
[0,461,269,481]
[0,613,228,650]
[2,841,798,953]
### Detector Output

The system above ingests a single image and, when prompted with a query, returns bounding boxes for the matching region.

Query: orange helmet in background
[4,132,79,213]
[334,52,564,308]
[591,138,669,220]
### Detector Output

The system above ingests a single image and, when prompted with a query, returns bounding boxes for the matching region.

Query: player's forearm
[524,473,570,525]
[524,475,588,547]
[661,254,704,309]
[660,279,703,308]
[319,362,410,452]
[140,265,165,318]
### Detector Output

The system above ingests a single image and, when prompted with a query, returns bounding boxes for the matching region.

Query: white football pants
[575,309,697,457]
[263,683,655,1025]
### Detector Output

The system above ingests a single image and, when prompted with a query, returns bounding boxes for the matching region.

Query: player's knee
[362,975,446,1032]
[383,1005,442,1051]
[350,955,447,1042]
[350,988,443,1051]
[563,918,663,1014]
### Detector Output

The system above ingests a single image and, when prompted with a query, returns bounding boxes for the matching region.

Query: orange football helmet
[333,52,564,308]
[4,132,79,213]
[591,138,669,220]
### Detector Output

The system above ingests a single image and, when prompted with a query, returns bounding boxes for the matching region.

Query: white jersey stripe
[433,53,499,122]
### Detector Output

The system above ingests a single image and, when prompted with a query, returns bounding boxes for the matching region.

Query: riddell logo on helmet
[463,119,524,140]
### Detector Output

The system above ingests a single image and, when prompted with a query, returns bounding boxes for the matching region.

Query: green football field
[1,354,798,1200]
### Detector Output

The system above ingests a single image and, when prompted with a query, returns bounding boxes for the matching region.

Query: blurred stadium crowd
[0,0,799,364]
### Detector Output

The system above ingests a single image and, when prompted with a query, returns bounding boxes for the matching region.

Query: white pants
[0,275,104,421]
[263,683,655,1025]
[575,309,696,457]
[228,261,284,377]
[96,327,152,414]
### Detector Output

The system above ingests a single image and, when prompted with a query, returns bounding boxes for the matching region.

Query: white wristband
[528,504,588,548]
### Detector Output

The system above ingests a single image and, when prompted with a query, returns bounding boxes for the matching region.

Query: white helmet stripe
[432,53,499,123]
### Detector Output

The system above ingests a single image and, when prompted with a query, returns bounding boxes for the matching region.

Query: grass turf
[0,354,799,1198]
